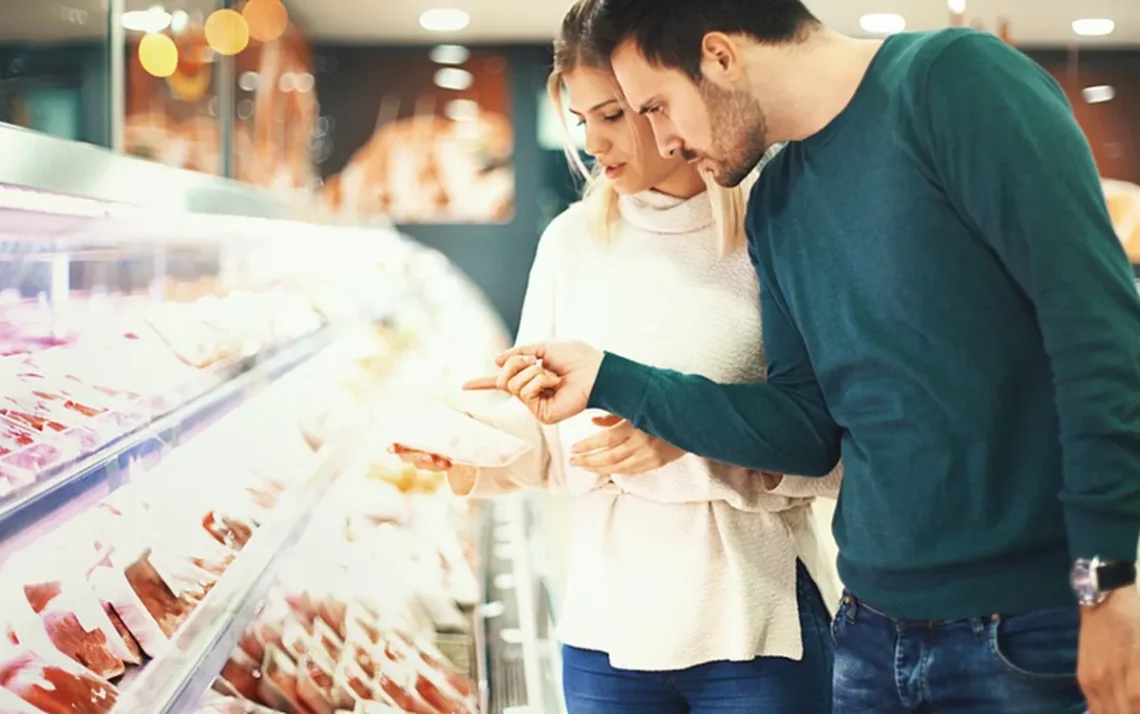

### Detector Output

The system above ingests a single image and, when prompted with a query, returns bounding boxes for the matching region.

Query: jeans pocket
[830,597,848,643]
[988,607,1080,681]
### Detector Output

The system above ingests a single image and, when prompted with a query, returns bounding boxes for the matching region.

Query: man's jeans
[832,591,1087,713]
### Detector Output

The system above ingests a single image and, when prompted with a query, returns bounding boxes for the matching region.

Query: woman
[395,3,842,712]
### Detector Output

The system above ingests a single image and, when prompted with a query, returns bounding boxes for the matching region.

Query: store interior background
[2,0,1139,336]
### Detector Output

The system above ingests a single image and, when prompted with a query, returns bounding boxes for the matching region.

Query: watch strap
[1097,560,1137,592]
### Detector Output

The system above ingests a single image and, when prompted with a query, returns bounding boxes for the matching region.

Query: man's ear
[699,32,746,85]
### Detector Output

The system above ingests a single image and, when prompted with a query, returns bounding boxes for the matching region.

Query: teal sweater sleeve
[920,34,1140,561]
[588,243,842,477]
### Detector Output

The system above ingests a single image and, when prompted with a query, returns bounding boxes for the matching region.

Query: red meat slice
[202,512,253,550]
[414,673,471,714]
[122,556,192,638]
[420,652,474,699]
[0,648,118,714]
[101,607,142,664]
[21,583,126,679]
[22,584,62,613]
[38,610,123,679]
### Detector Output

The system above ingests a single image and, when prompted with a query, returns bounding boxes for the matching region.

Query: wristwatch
[1070,556,1137,607]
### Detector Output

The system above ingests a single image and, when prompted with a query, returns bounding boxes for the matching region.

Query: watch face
[1071,559,1103,606]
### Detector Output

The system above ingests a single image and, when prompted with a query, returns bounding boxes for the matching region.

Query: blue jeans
[832,591,1086,713]
[561,561,833,713]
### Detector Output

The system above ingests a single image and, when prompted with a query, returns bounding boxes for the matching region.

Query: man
[468,0,1140,712]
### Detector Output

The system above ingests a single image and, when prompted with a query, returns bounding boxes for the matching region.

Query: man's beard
[695,80,769,188]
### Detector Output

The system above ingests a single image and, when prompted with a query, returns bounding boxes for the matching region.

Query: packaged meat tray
[0,418,61,475]
[88,565,169,659]
[0,644,119,714]
[12,578,140,679]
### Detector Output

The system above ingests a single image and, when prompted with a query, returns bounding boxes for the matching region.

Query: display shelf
[481,498,553,714]
[111,430,363,713]
[0,321,354,560]
[472,505,492,714]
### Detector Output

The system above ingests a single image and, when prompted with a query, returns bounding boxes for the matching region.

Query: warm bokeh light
[166,67,211,102]
[205,8,250,56]
[243,0,289,43]
[138,33,179,78]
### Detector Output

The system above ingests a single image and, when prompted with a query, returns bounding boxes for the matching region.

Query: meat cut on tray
[0,645,119,714]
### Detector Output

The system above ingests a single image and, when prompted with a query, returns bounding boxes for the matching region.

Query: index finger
[462,375,500,391]
[495,343,546,367]
[571,425,629,454]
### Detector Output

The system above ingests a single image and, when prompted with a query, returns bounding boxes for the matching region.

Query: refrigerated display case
[0,124,557,713]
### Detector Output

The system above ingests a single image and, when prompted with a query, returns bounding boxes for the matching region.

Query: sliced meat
[0,648,118,714]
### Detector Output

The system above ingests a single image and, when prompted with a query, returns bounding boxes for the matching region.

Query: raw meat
[0,419,40,453]
[316,599,346,641]
[121,553,195,637]
[219,649,262,701]
[335,658,374,702]
[418,652,474,700]
[310,620,343,662]
[202,511,254,550]
[19,580,140,678]
[372,657,434,714]
[0,646,118,714]
[100,607,141,664]
[87,566,169,658]
[237,629,265,665]
[414,672,471,714]
[258,648,305,714]
[0,419,58,472]
[279,622,311,663]
[296,654,337,714]
[378,403,533,469]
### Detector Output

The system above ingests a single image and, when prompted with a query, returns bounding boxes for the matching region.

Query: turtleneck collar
[617,189,714,235]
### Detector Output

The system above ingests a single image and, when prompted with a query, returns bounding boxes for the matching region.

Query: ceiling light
[859,13,906,35]
[434,67,473,91]
[170,9,189,33]
[947,0,966,13]
[294,72,315,93]
[243,0,289,42]
[122,6,171,33]
[420,8,470,32]
[1072,18,1115,37]
[204,8,250,56]
[1082,85,1116,103]
[445,99,480,121]
[430,44,470,65]
[239,71,260,92]
[138,32,178,78]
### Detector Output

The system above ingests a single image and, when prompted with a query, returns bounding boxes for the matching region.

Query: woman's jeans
[831,591,1086,713]
[561,560,834,713]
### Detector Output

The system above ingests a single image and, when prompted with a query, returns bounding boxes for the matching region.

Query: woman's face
[563,67,693,195]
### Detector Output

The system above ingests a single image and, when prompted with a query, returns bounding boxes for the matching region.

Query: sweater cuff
[1065,507,1140,562]
[587,352,653,421]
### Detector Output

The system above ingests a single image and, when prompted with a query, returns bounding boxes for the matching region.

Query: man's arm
[588,260,842,477]
[922,33,1140,561]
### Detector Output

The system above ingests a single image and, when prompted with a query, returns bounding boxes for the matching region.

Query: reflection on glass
[0,0,111,146]
[230,23,320,192]
[316,47,516,224]
[123,0,222,175]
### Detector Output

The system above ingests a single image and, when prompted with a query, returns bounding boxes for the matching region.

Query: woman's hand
[568,415,685,475]
[391,444,477,483]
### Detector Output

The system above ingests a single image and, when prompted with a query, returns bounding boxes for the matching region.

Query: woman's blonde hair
[548,0,753,253]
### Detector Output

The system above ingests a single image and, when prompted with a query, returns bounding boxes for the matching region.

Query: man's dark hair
[585,0,820,81]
